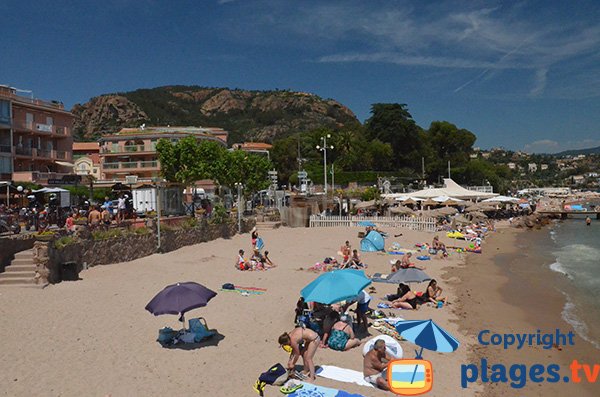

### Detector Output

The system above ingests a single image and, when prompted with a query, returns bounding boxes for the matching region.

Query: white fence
[309,215,437,232]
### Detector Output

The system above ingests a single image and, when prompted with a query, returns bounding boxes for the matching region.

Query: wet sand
[455,227,599,396]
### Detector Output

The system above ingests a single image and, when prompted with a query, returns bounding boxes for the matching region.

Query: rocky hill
[71,85,359,143]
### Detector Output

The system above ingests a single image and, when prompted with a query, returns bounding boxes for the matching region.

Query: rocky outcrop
[71,95,149,140]
[71,86,359,142]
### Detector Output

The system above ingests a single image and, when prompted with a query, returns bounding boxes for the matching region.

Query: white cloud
[289,2,600,97]
[529,68,548,97]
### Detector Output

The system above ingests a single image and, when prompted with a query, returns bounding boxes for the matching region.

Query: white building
[528,163,538,173]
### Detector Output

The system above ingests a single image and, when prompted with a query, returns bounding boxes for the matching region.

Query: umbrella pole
[415,346,423,359]
[182,313,186,331]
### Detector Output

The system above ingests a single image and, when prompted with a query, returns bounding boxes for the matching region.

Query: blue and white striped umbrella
[395,319,459,357]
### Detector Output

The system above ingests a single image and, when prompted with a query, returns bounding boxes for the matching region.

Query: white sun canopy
[404,179,497,200]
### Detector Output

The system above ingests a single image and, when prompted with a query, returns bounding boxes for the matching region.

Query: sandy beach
[0,225,487,397]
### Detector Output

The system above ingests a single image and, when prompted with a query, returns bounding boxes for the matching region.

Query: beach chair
[188,317,215,342]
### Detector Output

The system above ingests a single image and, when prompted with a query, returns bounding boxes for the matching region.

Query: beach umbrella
[145,282,217,327]
[301,269,371,304]
[355,200,376,210]
[403,198,417,206]
[421,199,437,208]
[395,319,459,358]
[390,206,413,215]
[373,268,431,284]
[469,211,488,219]
[358,220,377,227]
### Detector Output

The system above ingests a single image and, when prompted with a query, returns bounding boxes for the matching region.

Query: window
[0,100,9,124]
[46,116,53,125]
[0,156,12,173]
[26,113,33,128]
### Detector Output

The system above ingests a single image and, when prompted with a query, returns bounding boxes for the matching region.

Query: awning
[55,161,75,167]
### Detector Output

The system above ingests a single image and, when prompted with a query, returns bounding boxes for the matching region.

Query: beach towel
[316,366,374,388]
[288,382,366,397]
[220,286,266,295]
[383,317,404,325]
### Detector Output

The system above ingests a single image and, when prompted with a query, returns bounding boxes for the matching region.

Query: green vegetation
[209,204,231,225]
[91,229,123,241]
[181,217,199,230]
[133,227,151,235]
[54,236,76,250]
[157,136,272,196]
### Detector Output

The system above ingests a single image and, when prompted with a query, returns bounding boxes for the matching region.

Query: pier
[537,210,600,219]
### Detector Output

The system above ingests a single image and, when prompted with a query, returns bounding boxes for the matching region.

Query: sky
[2,0,600,153]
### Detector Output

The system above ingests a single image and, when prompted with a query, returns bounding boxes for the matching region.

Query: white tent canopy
[406,179,497,200]
[482,195,519,203]
[32,187,69,193]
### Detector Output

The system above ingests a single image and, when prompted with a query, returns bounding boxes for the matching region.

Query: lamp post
[234,182,243,233]
[316,134,333,196]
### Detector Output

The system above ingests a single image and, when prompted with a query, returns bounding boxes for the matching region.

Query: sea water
[548,217,600,349]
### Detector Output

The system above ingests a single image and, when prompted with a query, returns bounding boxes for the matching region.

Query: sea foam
[549,261,571,278]
[561,293,600,350]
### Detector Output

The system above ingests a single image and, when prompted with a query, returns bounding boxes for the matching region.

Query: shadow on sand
[160,331,225,351]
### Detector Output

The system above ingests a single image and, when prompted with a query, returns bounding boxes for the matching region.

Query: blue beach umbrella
[395,319,459,358]
[358,221,376,227]
[301,269,371,304]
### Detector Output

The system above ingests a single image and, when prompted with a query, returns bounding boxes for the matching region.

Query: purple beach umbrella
[145,282,217,318]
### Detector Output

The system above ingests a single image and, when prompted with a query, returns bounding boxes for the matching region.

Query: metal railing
[101,144,155,153]
[309,215,437,232]
[0,145,11,153]
[103,160,159,170]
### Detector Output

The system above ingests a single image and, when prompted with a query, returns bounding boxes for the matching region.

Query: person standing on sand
[278,327,320,381]
[363,339,391,390]
[586,216,591,226]
[251,227,258,248]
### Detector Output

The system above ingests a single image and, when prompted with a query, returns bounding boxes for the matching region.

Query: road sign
[298,171,308,179]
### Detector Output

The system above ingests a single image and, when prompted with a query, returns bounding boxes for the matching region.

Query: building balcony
[12,147,72,161]
[100,144,156,154]
[102,160,159,172]
[0,144,12,154]
[12,121,70,137]
[12,171,74,184]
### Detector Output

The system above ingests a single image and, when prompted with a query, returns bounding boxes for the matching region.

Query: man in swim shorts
[363,339,391,390]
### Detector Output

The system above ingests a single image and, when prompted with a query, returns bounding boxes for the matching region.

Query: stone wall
[0,234,35,272]
[39,218,255,284]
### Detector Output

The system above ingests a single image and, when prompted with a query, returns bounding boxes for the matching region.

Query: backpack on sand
[253,363,288,396]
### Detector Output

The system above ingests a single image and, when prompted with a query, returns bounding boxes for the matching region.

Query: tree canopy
[156,137,272,195]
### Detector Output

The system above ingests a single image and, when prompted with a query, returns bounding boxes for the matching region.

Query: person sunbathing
[236,249,250,270]
[432,236,448,257]
[349,249,364,268]
[390,290,420,310]
[326,321,362,351]
[263,250,276,268]
[396,253,426,270]
[363,339,391,390]
[423,279,447,304]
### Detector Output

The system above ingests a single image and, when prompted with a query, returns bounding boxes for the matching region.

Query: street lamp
[316,134,333,195]
[234,182,243,233]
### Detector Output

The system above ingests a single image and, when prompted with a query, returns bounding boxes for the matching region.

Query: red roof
[73,142,100,152]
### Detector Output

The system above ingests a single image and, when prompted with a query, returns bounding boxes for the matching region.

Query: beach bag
[222,283,235,290]
[157,327,176,346]
[254,363,288,396]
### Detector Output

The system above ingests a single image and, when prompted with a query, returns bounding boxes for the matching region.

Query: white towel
[316,365,374,388]
[384,317,404,325]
